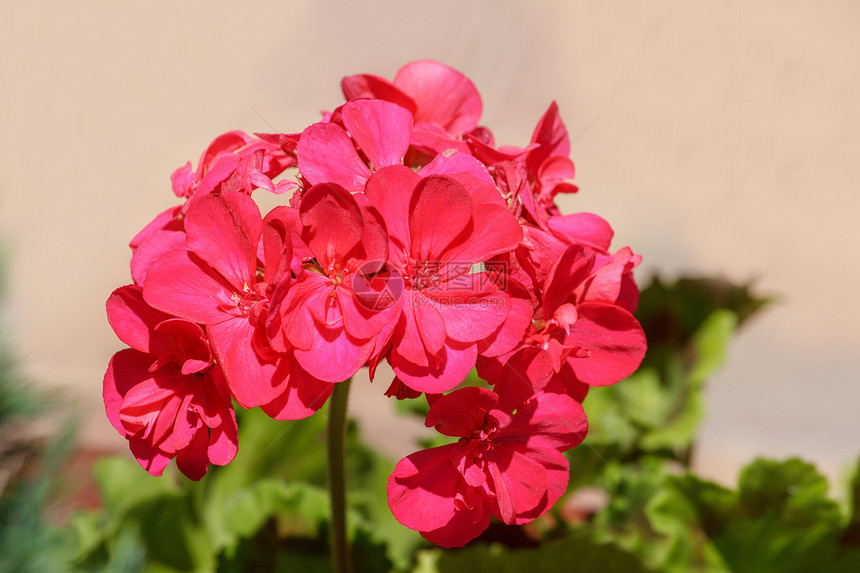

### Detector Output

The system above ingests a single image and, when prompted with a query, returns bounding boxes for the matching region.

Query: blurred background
[0,0,857,485]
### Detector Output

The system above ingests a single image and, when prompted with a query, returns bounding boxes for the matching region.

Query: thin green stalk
[327,377,352,573]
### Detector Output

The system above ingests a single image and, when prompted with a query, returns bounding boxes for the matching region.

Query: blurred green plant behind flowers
[2,269,859,572]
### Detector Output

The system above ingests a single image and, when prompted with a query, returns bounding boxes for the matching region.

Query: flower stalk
[327,377,352,573]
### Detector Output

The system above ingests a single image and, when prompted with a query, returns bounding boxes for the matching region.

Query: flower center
[403,259,444,290]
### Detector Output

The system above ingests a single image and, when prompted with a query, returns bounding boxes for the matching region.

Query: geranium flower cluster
[103,60,646,547]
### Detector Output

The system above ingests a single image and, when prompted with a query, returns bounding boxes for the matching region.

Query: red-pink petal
[443,202,522,264]
[420,150,493,185]
[394,60,482,135]
[106,285,172,354]
[547,212,614,253]
[261,361,334,421]
[128,439,173,477]
[477,279,534,358]
[365,165,420,251]
[392,339,477,394]
[408,176,472,262]
[500,391,588,451]
[542,245,595,322]
[292,323,373,383]
[420,503,491,548]
[297,122,370,192]
[341,99,412,169]
[565,302,647,386]
[425,386,498,437]
[129,205,185,286]
[423,282,510,343]
[185,193,261,291]
[341,73,417,115]
[300,183,364,269]
[387,444,463,532]
[207,318,289,407]
[486,447,547,524]
[103,349,152,435]
[527,101,570,175]
[144,250,233,325]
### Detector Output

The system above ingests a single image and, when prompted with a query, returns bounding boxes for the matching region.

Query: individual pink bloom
[143,192,333,416]
[364,166,524,393]
[387,386,587,547]
[274,182,399,382]
[103,285,237,481]
[486,244,646,398]
[296,99,413,193]
[342,59,484,159]
[130,131,294,285]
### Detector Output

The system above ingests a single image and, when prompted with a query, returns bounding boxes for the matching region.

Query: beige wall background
[1,0,858,484]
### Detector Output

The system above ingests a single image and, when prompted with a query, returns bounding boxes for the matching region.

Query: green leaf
[222,480,329,541]
[416,529,650,573]
[92,457,176,519]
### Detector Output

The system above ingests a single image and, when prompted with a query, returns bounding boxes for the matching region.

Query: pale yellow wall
[1,0,858,483]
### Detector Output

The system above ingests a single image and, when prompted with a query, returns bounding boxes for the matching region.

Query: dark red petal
[175,428,210,481]
[419,503,491,548]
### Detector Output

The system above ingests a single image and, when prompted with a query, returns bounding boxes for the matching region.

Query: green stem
[327,377,352,573]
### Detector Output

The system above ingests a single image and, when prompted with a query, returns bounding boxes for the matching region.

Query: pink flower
[103,285,237,481]
[364,166,525,393]
[274,182,398,382]
[387,386,587,547]
[482,244,646,399]
[142,192,333,417]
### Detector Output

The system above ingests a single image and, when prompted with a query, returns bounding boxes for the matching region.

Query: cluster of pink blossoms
[104,60,646,547]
